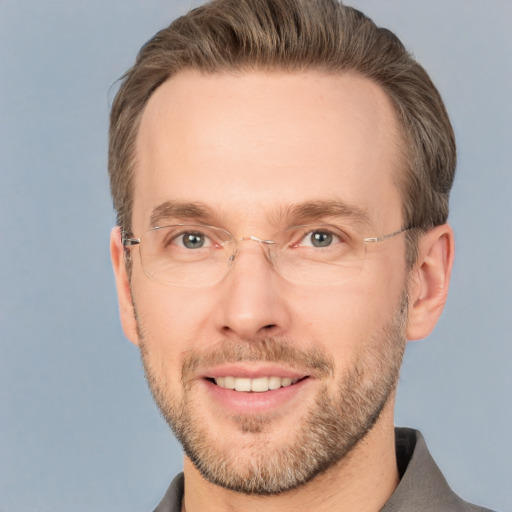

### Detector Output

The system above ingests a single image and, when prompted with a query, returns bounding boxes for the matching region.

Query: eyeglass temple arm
[363,227,412,244]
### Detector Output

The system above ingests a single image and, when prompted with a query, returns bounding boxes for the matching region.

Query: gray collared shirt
[153,428,494,512]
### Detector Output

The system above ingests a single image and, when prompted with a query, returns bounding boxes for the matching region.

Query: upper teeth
[214,376,300,392]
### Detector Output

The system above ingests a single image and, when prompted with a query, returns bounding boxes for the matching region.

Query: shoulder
[382,428,496,512]
[153,473,184,512]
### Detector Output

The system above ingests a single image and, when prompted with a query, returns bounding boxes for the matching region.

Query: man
[109,0,494,510]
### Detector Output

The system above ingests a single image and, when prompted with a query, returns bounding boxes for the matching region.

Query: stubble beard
[138,295,407,496]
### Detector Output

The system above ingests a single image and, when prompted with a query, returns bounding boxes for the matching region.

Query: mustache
[181,337,335,381]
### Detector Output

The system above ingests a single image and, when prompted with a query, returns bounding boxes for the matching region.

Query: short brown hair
[109,0,456,264]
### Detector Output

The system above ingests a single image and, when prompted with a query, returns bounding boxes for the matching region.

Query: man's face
[127,70,410,494]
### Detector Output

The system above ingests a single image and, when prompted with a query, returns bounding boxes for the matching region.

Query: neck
[182,402,399,512]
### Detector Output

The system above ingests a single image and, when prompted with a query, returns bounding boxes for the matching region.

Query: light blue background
[1,1,510,511]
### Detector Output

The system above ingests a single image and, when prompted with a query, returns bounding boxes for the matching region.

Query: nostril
[263,324,276,330]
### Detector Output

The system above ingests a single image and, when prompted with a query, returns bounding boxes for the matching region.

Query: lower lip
[201,377,312,414]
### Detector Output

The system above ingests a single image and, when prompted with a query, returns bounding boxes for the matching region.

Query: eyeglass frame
[121,222,413,286]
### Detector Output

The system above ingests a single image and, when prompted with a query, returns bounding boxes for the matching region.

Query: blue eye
[175,232,210,249]
[311,231,333,247]
[301,230,340,248]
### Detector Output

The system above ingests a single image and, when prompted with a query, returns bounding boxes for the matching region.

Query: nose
[215,240,291,340]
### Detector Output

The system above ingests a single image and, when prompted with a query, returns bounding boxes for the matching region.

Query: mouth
[199,368,313,414]
[208,375,308,392]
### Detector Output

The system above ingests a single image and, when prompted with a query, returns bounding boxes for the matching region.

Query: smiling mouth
[209,376,309,392]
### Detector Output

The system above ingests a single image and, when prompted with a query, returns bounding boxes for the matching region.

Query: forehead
[133,70,404,232]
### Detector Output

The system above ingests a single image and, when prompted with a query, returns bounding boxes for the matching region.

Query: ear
[110,226,140,346]
[406,224,454,341]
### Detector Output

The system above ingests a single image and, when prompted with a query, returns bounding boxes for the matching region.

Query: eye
[174,231,211,249]
[299,229,341,248]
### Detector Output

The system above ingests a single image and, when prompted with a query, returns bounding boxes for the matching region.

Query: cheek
[289,274,405,362]
[294,279,400,325]
[131,276,217,356]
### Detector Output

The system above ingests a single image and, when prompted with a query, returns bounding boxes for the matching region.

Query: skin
[111,70,454,512]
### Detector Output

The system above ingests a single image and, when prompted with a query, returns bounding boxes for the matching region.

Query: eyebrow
[149,201,216,227]
[278,200,371,228]
[148,199,371,229]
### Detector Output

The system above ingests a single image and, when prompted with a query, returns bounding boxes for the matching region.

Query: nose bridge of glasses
[227,235,277,264]
[237,235,276,245]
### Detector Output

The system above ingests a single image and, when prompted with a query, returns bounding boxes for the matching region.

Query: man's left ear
[406,224,454,341]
